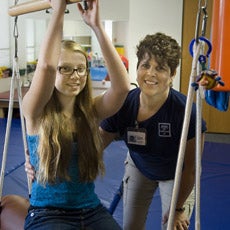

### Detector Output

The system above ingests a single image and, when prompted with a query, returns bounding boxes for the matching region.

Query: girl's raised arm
[78,0,130,120]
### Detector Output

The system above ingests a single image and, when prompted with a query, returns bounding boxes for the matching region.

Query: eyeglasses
[57,66,88,77]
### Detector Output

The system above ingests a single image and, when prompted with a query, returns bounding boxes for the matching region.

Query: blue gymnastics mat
[0,118,230,229]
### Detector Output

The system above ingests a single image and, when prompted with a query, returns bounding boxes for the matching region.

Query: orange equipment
[210,0,230,91]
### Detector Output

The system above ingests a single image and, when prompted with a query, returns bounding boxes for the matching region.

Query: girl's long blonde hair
[37,40,104,185]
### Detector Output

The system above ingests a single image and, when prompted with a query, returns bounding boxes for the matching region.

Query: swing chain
[190,0,210,92]
[13,0,20,78]
[201,2,208,36]
[197,0,209,73]
[13,0,32,196]
[195,0,208,42]
[13,0,20,59]
[13,16,19,59]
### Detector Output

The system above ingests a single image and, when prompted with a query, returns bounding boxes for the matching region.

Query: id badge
[127,127,147,145]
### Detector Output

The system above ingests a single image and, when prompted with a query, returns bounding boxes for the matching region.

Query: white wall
[127,0,183,90]
[113,21,129,57]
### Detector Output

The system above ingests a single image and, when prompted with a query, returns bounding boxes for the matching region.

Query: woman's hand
[25,152,36,182]
[163,208,190,230]
[173,211,190,230]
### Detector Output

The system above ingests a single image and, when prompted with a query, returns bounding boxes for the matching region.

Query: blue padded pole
[108,181,123,215]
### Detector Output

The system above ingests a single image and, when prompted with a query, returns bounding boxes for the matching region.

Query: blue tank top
[27,135,100,209]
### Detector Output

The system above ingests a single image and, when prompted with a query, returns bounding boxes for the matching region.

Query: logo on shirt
[158,123,171,137]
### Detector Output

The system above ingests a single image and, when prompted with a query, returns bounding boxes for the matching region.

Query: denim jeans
[24,204,121,230]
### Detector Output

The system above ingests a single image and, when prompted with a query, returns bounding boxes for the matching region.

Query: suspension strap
[167,1,208,229]
[0,0,31,204]
[194,2,208,229]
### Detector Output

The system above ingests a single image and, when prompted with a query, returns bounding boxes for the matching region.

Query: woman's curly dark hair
[136,32,181,75]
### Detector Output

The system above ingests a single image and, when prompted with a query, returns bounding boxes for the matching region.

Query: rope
[0,70,15,199]
[195,2,208,229]
[0,0,31,203]
[167,41,201,230]
[167,0,208,229]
